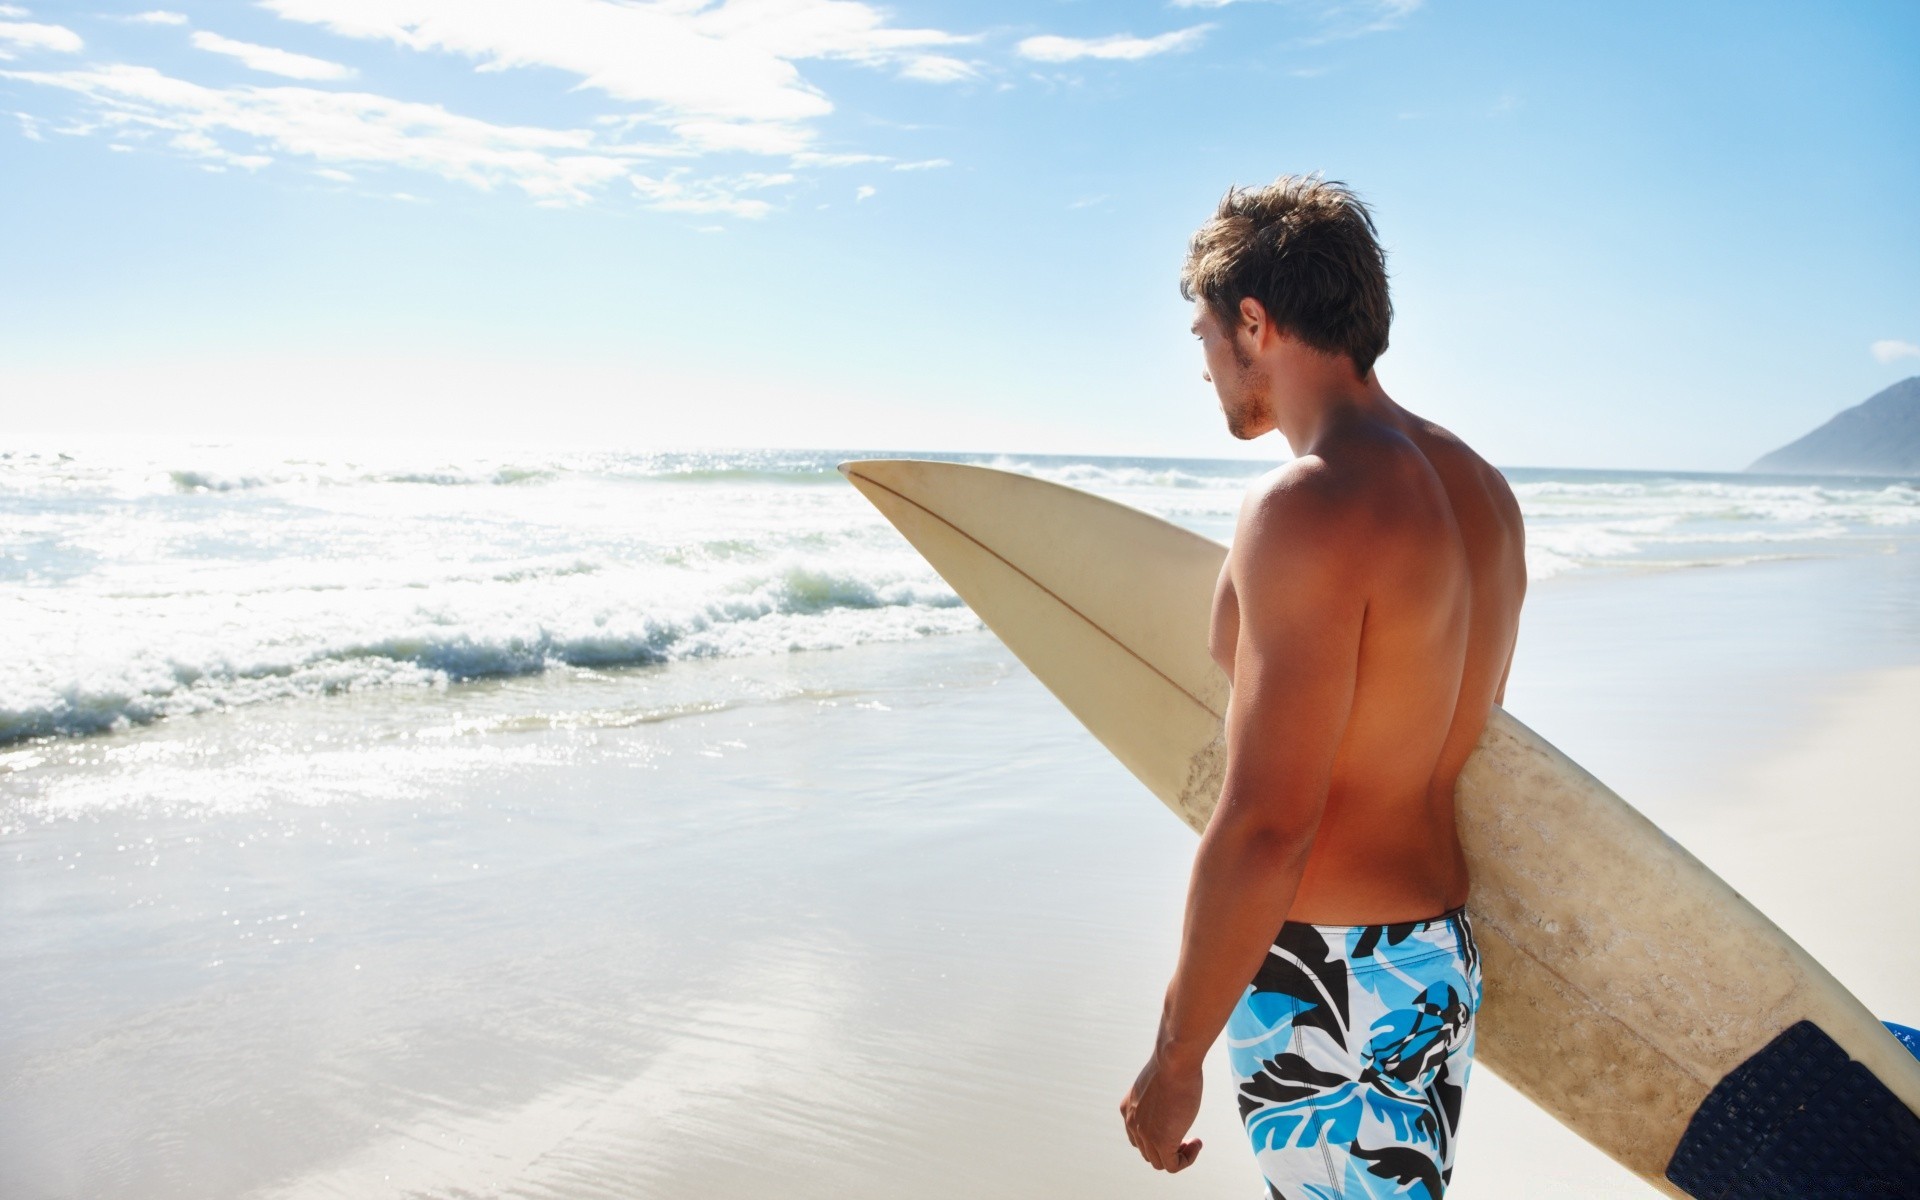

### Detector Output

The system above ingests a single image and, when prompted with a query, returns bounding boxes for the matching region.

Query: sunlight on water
[4,437,1914,749]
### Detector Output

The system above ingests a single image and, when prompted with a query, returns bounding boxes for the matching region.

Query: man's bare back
[1121,177,1525,1192]
[1208,406,1526,924]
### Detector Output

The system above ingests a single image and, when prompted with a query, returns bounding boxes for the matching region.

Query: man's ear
[1237,296,1270,343]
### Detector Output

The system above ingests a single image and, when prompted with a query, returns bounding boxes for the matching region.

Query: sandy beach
[3,453,1917,1199]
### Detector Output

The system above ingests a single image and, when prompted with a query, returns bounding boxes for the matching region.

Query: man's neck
[1270,365,1396,458]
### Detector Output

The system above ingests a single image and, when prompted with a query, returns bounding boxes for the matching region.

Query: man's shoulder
[1234,456,1378,583]
[1245,441,1431,531]
[1243,455,1358,529]
[1404,416,1522,519]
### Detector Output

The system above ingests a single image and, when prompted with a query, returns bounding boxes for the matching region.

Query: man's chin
[1220,403,1268,441]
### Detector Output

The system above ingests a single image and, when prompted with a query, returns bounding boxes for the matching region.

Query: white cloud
[170,128,272,169]
[0,4,27,15]
[127,10,190,24]
[313,166,353,181]
[258,0,973,157]
[3,63,659,205]
[669,116,810,156]
[631,170,772,218]
[7,1,974,219]
[891,157,948,171]
[261,0,794,117]
[1871,340,1920,365]
[854,184,874,201]
[14,109,41,138]
[897,53,975,82]
[789,149,888,167]
[1173,0,1420,15]
[1169,0,1422,40]
[191,31,355,81]
[0,19,82,54]
[1016,26,1209,63]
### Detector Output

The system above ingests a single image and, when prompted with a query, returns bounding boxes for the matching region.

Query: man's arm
[1120,463,1368,1172]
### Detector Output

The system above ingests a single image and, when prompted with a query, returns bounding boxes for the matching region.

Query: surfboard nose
[837,459,916,506]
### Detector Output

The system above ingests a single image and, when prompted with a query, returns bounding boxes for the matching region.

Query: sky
[1,0,1916,469]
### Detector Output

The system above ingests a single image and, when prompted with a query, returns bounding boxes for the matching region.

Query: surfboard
[842,457,1920,1198]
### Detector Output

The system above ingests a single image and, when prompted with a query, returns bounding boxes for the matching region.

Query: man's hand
[1119,1049,1204,1172]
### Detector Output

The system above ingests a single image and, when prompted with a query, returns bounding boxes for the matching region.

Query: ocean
[4,438,1917,754]
[4,437,1919,1199]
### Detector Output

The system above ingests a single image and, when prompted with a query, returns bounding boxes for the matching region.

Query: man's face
[1191,298,1270,440]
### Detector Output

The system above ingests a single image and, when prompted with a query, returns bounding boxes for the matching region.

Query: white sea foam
[1508,470,1920,579]
[982,455,1259,491]
[2,438,1914,744]
[0,551,975,743]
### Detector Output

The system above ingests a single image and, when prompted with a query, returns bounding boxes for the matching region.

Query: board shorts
[1226,907,1482,1200]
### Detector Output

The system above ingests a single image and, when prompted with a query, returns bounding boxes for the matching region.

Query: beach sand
[4,545,1918,1198]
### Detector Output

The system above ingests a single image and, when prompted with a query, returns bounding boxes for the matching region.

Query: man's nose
[1201,368,1212,383]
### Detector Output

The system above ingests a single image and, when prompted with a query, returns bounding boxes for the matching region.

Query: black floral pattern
[1226,909,1482,1199]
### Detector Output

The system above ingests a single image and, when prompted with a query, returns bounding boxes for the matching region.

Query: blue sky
[2,0,1916,468]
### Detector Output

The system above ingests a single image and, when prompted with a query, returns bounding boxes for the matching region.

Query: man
[1119,176,1527,1198]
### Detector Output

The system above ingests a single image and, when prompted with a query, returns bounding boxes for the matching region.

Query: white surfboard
[843,458,1920,1198]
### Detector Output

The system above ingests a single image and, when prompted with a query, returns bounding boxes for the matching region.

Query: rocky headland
[1749,376,1920,476]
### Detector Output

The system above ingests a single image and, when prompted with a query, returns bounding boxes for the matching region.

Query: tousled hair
[1180,175,1392,378]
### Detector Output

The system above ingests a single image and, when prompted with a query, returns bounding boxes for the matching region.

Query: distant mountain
[1748,376,1920,477]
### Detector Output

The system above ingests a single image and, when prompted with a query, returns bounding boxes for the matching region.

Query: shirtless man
[1120,177,1527,1197]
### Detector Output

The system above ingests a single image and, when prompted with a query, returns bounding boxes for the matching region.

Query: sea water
[5,438,1917,752]
[3,437,1919,1199]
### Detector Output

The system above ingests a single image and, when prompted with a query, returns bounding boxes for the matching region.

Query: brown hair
[1180,175,1392,378]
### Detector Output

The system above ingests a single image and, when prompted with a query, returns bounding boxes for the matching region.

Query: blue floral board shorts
[1226,907,1482,1199]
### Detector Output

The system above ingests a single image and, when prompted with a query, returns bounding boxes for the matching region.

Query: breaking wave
[4,439,1915,743]
[0,557,974,745]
